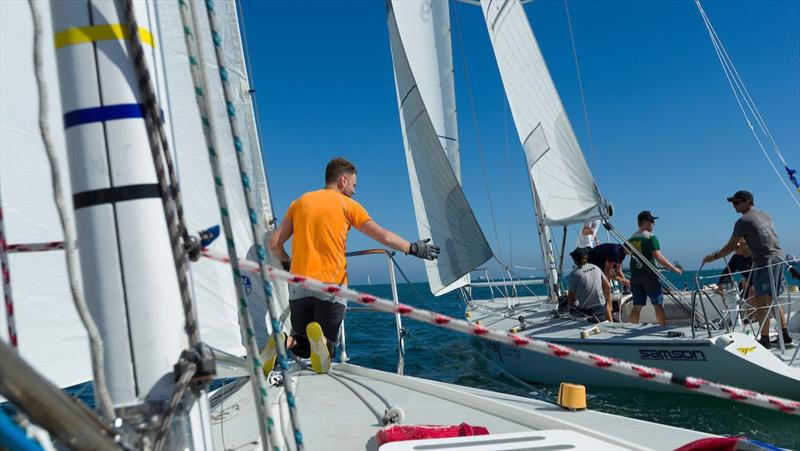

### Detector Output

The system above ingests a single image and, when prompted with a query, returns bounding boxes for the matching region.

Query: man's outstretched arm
[703,234,740,264]
[359,220,439,260]
[268,218,293,268]
[653,250,682,274]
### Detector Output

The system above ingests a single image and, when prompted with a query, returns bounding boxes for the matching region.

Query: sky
[239,0,799,285]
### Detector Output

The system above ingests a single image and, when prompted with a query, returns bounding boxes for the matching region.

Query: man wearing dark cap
[703,190,792,349]
[567,247,612,322]
[628,211,683,325]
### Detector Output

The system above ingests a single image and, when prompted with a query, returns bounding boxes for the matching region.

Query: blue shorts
[631,277,664,306]
[752,257,785,297]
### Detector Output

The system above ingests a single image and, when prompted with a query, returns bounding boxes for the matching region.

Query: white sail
[388,3,492,296]
[391,0,472,295]
[481,0,603,225]
[0,0,280,388]
[391,0,460,180]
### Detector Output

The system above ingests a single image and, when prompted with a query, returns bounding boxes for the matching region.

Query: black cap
[637,210,658,223]
[569,247,589,260]
[727,190,753,203]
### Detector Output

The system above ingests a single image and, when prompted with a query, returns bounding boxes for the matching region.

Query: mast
[49,1,211,447]
[532,185,561,299]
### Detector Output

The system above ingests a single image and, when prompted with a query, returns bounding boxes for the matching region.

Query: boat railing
[341,249,406,375]
[468,267,543,308]
[691,257,798,352]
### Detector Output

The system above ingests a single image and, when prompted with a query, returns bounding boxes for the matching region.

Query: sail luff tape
[54,24,154,49]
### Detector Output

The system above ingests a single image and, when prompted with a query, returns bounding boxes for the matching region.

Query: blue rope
[0,409,43,451]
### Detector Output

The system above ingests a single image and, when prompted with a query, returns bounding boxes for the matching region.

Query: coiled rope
[27,0,115,421]
[176,0,287,449]
[199,0,304,447]
[203,248,800,416]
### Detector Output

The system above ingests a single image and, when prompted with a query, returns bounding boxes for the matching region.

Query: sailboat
[0,0,747,449]
[388,0,800,399]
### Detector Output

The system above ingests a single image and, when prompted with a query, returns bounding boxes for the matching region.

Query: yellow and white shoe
[307,322,331,374]
[259,332,285,377]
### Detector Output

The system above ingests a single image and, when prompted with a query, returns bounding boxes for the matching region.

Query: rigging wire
[694,0,800,207]
[563,0,597,165]
[452,0,505,265]
[504,95,514,270]
[27,0,115,421]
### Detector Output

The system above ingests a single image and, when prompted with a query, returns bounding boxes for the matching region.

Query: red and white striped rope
[3,241,65,253]
[0,207,18,349]
[202,248,800,415]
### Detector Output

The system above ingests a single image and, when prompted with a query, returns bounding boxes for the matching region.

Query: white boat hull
[469,297,800,399]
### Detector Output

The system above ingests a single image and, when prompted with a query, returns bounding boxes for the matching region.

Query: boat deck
[209,362,712,450]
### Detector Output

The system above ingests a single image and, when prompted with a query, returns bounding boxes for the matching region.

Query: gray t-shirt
[568,264,606,310]
[733,209,782,264]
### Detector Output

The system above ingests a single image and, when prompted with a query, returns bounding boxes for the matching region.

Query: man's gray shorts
[752,256,785,297]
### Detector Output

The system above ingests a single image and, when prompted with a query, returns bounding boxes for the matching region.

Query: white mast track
[203,248,800,415]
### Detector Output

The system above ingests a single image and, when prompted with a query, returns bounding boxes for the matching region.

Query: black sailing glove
[408,238,440,261]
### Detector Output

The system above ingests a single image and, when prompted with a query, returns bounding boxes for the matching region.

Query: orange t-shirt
[284,189,372,284]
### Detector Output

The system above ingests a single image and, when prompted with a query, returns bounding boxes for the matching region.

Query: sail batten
[388,2,492,296]
[482,0,604,226]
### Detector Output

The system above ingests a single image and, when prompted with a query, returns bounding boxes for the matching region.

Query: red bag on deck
[375,423,490,446]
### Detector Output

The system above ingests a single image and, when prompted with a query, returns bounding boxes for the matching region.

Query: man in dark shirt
[588,243,629,287]
[703,190,792,348]
[716,239,753,296]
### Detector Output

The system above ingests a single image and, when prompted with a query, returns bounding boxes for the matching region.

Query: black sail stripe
[73,184,161,210]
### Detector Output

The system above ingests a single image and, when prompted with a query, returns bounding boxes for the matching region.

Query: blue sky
[240,0,799,285]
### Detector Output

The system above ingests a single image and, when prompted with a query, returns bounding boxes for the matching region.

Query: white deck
[209,362,712,450]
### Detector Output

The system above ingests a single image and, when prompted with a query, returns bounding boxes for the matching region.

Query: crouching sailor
[268,157,439,373]
[567,247,612,323]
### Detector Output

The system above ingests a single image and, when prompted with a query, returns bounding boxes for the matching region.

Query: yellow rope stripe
[54,24,154,49]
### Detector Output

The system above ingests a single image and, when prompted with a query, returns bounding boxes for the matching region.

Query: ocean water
[343,273,800,449]
[7,272,797,448]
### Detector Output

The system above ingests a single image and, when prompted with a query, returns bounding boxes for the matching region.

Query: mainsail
[0,0,279,388]
[481,0,604,226]
[387,2,492,295]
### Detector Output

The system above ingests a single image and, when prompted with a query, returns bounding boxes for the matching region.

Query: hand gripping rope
[202,248,800,416]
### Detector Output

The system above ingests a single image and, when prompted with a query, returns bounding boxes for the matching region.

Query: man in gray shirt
[703,190,792,348]
[568,247,612,322]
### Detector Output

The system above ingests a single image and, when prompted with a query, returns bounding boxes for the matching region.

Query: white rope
[27,0,114,420]
[694,0,800,207]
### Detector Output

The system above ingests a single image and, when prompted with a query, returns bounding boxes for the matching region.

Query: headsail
[0,0,280,388]
[481,0,604,226]
[387,2,492,295]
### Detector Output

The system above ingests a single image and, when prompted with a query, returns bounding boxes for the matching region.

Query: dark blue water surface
[343,273,799,449]
[7,271,796,448]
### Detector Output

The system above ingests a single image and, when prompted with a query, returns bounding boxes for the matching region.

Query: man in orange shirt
[269,157,439,373]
